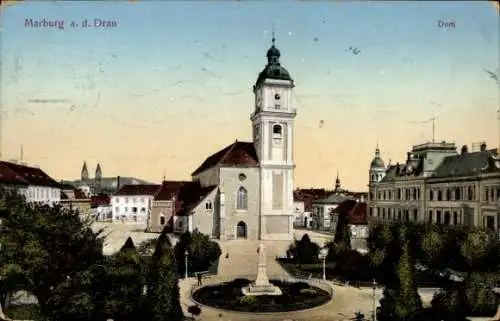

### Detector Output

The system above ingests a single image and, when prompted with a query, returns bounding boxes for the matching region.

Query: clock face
[274,93,281,100]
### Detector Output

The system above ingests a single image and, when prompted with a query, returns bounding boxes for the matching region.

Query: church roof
[191,141,259,176]
[114,184,161,196]
[255,37,293,87]
[154,180,217,216]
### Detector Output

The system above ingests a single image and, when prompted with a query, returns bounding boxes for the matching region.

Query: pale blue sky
[0,1,498,191]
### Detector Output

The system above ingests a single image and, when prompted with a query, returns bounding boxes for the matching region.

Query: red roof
[154,180,217,216]
[114,184,161,196]
[332,200,368,225]
[191,141,259,176]
[61,188,89,200]
[0,163,30,186]
[0,161,59,187]
[91,195,110,207]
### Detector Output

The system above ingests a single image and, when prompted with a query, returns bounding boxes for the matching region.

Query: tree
[287,234,319,265]
[333,210,351,253]
[175,231,221,277]
[144,228,183,321]
[0,191,105,318]
[377,228,422,321]
[103,237,144,321]
[420,225,446,269]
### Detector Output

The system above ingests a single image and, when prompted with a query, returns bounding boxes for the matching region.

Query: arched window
[205,201,212,210]
[272,124,282,138]
[160,215,165,225]
[236,187,248,210]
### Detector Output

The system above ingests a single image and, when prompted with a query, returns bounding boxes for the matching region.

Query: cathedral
[147,36,297,241]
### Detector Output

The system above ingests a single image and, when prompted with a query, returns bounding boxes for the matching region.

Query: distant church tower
[251,33,296,241]
[81,161,89,181]
[334,171,341,192]
[369,144,386,184]
[94,163,102,193]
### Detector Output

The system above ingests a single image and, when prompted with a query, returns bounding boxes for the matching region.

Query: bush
[237,295,258,305]
[287,234,320,265]
[299,288,317,296]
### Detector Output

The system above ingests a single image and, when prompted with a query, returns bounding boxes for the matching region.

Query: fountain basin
[192,278,332,313]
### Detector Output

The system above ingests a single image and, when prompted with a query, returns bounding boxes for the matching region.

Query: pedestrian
[225,251,229,259]
[197,272,203,286]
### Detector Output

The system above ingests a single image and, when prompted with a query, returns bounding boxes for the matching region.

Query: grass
[4,304,42,320]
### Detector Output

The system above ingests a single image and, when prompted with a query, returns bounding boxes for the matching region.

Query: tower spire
[272,23,276,46]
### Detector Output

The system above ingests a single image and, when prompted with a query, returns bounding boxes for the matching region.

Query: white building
[111,184,160,223]
[0,160,61,205]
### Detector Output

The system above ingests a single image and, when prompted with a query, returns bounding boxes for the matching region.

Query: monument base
[241,284,282,296]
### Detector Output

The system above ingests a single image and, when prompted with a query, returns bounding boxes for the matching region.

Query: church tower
[94,163,102,193]
[81,161,89,181]
[369,144,386,184]
[251,34,296,241]
[334,171,341,192]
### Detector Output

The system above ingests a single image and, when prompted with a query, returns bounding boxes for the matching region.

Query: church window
[273,124,282,138]
[236,186,248,210]
[238,173,247,181]
[205,201,212,210]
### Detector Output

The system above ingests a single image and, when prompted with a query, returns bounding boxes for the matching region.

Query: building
[147,36,297,241]
[311,173,367,230]
[0,160,61,205]
[63,162,152,196]
[60,186,92,217]
[368,141,500,235]
[293,188,332,228]
[329,200,369,240]
[111,184,161,223]
[91,195,111,221]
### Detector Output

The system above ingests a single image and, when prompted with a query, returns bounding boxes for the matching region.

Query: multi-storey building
[110,184,161,223]
[0,160,61,205]
[368,142,500,234]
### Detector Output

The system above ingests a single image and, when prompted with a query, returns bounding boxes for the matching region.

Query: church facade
[147,37,297,241]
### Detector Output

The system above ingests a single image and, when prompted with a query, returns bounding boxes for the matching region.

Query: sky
[0,1,499,192]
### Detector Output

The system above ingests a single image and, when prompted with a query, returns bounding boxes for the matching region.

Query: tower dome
[255,34,293,87]
[370,145,385,169]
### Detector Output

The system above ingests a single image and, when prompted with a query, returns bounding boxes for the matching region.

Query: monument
[242,243,282,296]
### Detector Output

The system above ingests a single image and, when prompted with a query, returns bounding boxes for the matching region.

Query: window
[446,189,451,201]
[437,191,442,201]
[160,215,166,225]
[455,187,461,201]
[272,124,282,138]
[429,190,434,201]
[236,187,248,210]
[238,173,247,181]
[125,197,129,203]
[468,187,474,201]
[436,211,442,224]
[115,207,119,213]
[132,207,138,213]
[141,197,145,203]
[140,207,146,213]
[125,207,129,212]
[133,198,137,203]
[205,201,212,210]
[444,212,451,225]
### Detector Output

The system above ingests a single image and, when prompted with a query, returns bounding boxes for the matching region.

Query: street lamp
[318,247,329,281]
[372,278,377,321]
[184,250,188,279]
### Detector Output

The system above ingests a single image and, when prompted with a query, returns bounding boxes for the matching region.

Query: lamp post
[318,247,329,281]
[184,250,189,279]
[372,278,377,321]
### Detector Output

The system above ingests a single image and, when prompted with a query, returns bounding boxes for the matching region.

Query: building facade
[0,160,61,205]
[110,184,160,223]
[368,142,500,235]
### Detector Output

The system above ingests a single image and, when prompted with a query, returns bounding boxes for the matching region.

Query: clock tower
[251,35,296,241]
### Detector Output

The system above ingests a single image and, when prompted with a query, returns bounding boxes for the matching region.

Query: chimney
[461,145,468,155]
[116,176,121,190]
[480,143,487,151]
